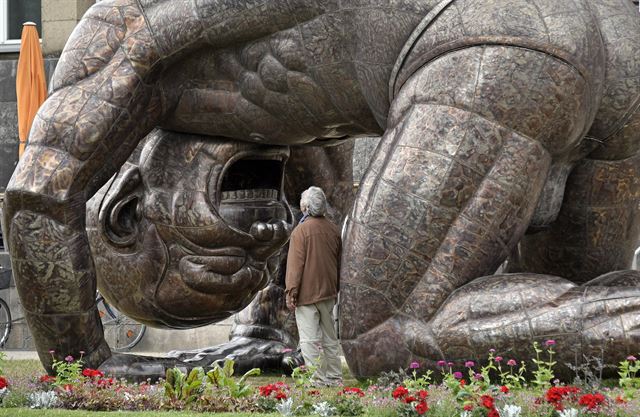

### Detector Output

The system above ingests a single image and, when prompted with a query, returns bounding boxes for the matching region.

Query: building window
[0,0,42,53]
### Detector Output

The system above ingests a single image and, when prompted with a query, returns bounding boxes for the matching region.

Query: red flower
[415,400,429,415]
[403,395,417,404]
[500,385,509,394]
[39,375,56,384]
[488,408,500,417]
[275,391,288,400]
[96,378,114,388]
[0,376,8,389]
[308,389,321,396]
[417,390,428,400]
[616,395,627,404]
[463,404,473,411]
[82,368,105,379]
[340,387,365,397]
[578,393,606,410]
[392,386,409,399]
[545,386,580,410]
[481,395,495,409]
[459,379,466,387]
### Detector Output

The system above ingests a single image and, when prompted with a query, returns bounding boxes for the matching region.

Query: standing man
[286,186,342,386]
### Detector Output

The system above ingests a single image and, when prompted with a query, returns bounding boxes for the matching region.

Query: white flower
[460,412,471,417]
[558,408,580,417]
[501,404,522,417]
[28,391,59,409]
[313,401,336,417]
[276,397,294,416]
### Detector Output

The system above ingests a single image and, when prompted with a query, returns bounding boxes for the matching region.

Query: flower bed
[0,341,639,416]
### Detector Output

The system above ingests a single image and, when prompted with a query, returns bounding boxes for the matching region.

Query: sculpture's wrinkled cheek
[92,223,168,326]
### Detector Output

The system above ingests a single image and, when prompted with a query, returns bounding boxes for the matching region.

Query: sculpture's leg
[428,269,640,378]
[341,45,594,377]
[2,1,163,371]
[510,152,640,283]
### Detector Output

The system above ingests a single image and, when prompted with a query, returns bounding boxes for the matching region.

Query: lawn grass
[3,359,44,380]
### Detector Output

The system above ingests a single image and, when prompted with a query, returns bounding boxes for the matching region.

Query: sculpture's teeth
[221,188,278,201]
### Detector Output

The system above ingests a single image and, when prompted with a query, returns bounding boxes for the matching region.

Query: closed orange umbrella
[16,22,47,159]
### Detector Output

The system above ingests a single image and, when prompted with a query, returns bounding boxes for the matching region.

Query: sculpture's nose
[247,218,292,261]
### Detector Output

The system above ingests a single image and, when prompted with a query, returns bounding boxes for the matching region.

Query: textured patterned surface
[2,0,640,378]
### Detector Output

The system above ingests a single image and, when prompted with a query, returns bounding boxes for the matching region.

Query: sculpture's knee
[390,45,594,157]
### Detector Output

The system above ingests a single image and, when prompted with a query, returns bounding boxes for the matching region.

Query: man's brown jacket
[285,216,341,306]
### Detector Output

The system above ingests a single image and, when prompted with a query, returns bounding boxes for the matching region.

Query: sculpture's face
[86,131,293,328]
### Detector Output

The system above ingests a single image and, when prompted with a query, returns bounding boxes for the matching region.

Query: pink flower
[48,350,55,354]
[507,359,517,366]
[447,362,454,367]
[495,356,503,363]
[627,355,637,362]
[489,349,496,353]
[437,360,447,367]
[453,372,463,379]
[281,348,293,353]
[409,361,420,369]
[464,361,475,368]
[545,340,556,347]
[64,355,74,363]
[473,373,483,381]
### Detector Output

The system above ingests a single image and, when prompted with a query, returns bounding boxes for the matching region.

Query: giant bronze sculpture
[3,0,640,378]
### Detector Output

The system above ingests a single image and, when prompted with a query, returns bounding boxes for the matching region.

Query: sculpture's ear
[98,165,143,248]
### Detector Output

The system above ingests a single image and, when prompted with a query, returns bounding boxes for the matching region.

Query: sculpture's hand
[167,336,303,374]
[98,352,189,383]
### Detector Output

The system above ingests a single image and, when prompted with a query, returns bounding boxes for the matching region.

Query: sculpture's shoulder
[390,0,606,100]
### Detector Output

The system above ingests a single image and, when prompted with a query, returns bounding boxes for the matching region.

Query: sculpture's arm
[2,0,165,371]
[340,45,595,377]
[135,0,330,54]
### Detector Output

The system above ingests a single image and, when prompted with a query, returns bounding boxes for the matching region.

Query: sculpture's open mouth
[219,152,287,204]
[174,148,291,297]
[217,149,290,233]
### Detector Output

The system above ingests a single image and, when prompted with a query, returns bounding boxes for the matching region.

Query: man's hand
[286,297,297,311]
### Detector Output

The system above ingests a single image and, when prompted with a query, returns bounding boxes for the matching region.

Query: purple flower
[507,359,517,367]
[447,362,454,367]
[48,350,55,354]
[453,371,463,379]
[495,356,503,363]
[64,355,74,363]
[409,361,420,369]
[489,349,496,353]
[627,355,637,362]
[545,339,556,347]
[437,360,447,367]
[474,373,483,381]
[464,361,475,368]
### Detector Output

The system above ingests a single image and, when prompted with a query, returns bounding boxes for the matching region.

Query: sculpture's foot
[167,336,302,374]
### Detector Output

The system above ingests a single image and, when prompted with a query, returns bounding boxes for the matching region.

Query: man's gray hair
[301,186,327,217]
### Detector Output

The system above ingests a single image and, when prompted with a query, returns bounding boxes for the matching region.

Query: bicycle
[96,292,146,351]
[0,268,11,347]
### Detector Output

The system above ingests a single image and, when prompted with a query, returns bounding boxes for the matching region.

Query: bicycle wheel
[0,297,11,347]
[97,294,146,351]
